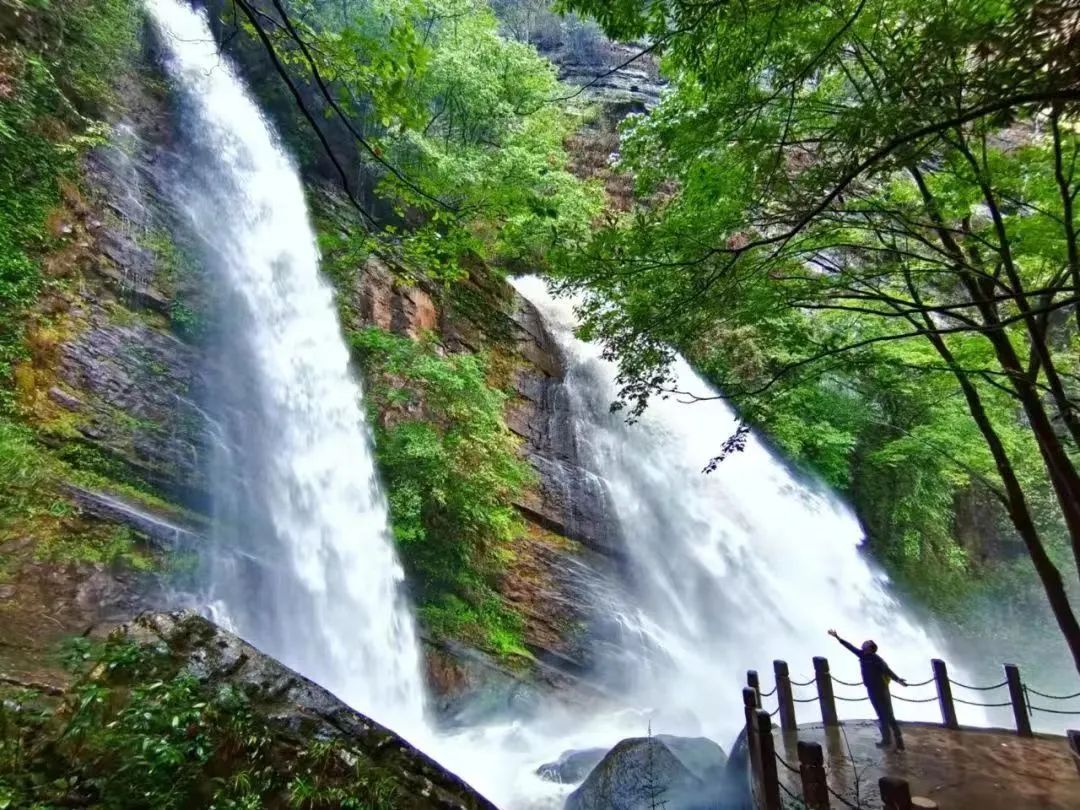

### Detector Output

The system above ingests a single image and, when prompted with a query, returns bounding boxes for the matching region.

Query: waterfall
[145,0,427,739]
[144,3,984,807]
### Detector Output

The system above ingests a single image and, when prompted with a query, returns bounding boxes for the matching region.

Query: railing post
[774,660,797,732]
[756,709,783,810]
[748,669,761,708]
[796,740,830,809]
[931,659,958,729]
[879,775,913,810]
[813,656,839,727]
[744,686,763,800]
[1067,730,1080,777]
[1004,663,1032,737]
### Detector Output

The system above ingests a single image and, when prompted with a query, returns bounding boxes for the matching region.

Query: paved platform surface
[776,721,1080,809]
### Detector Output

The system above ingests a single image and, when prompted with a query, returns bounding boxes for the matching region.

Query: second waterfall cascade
[146,2,979,808]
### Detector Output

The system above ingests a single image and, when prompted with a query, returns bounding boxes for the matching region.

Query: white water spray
[145,0,426,739]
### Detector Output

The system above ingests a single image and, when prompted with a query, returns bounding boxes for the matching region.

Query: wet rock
[64,485,203,548]
[348,256,439,339]
[116,611,497,810]
[536,747,607,784]
[654,735,728,784]
[48,386,83,411]
[565,735,727,810]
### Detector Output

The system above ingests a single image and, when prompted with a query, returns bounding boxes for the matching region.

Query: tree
[221,0,599,274]
[555,0,1080,670]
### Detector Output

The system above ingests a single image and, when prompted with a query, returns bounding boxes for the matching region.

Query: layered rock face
[337,253,627,714]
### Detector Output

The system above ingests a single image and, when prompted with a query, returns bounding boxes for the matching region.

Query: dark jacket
[836,637,901,696]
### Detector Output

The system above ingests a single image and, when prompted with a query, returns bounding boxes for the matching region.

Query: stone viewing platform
[742,655,1080,809]
[776,721,1080,809]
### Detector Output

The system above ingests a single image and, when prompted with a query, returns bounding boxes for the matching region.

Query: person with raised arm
[828,629,908,750]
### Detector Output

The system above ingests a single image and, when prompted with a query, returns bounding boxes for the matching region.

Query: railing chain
[953,696,1012,708]
[893,694,938,704]
[1025,686,1080,701]
[1027,704,1080,715]
[824,781,861,809]
[949,678,1008,691]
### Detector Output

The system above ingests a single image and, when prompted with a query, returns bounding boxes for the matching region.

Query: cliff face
[1,0,628,722]
[335,252,625,716]
[0,10,209,686]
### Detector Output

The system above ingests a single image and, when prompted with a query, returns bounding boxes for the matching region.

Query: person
[828,629,908,750]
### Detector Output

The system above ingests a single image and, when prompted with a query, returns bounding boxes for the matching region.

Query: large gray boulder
[564,735,727,810]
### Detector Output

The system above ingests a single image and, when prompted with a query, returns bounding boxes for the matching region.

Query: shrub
[351,326,534,657]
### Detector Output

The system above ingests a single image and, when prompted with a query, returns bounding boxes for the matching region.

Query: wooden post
[931,659,958,729]
[774,660,797,732]
[756,709,783,810]
[748,669,762,708]
[744,687,762,798]
[813,656,839,727]
[797,740,830,809]
[879,776,913,810]
[1004,663,1032,737]
[1067,729,1080,777]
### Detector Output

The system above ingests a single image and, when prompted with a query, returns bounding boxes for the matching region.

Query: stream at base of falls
[147,2,983,807]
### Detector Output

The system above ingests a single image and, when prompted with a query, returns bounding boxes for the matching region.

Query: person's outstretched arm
[881,658,908,686]
[828,628,861,657]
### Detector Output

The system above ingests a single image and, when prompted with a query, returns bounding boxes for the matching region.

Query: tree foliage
[0,637,402,809]
[555,0,1080,668]
[223,0,601,276]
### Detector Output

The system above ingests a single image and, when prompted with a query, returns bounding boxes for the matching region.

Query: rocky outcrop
[537,747,608,784]
[18,70,211,508]
[565,735,728,810]
[110,611,498,809]
[337,251,626,705]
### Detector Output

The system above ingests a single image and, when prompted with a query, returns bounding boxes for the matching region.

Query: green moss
[36,524,155,571]
[0,0,141,408]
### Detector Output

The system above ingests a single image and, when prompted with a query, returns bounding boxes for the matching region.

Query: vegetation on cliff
[556,0,1080,669]
[220,0,600,275]
[0,613,494,809]
[353,327,535,657]
[0,0,138,400]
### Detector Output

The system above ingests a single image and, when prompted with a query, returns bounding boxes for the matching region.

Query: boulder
[115,611,497,810]
[564,735,727,810]
[536,747,607,784]
[655,734,728,784]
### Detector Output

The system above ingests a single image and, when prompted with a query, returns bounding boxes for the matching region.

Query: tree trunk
[924,330,1080,675]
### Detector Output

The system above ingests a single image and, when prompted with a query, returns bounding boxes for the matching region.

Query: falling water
[453,277,989,802]
[145,0,427,739]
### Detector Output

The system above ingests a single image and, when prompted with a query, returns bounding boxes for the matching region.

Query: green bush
[0,638,400,809]
[351,327,534,657]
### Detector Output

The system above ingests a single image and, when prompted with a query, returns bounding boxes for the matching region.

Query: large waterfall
[146,2,977,808]
[511,277,971,730]
[146,0,426,739]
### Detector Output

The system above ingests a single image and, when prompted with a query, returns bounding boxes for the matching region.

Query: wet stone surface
[777,721,1080,810]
